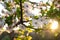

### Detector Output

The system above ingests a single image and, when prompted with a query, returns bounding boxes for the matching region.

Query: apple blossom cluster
[23,0,54,29]
[0,0,59,30]
[0,1,9,27]
[0,0,16,28]
[0,1,10,17]
[24,0,54,16]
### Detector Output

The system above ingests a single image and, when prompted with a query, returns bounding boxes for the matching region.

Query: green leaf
[5,15,13,25]
[16,7,21,18]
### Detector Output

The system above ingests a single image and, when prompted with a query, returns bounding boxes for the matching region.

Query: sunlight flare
[50,20,58,30]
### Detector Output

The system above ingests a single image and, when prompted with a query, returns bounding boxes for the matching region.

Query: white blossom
[42,6,47,10]
[29,18,32,20]
[32,19,40,29]
[24,2,33,17]
[29,0,53,4]
[24,2,32,9]
[4,0,9,3]
[13,26,20,31]
[4,0,14,3]
[3,23,8,30]
[29,0,48,3]
[0,3,5,12]
[42,0,48,4]
[32,17,49,29]
[16,16,19,22]
[32,8,41,16]
[10,0,14,3]
[29,0,41,3]
[23,22,30,26]
[0,2,10,17]
[38,17,48,26]
[47,6,50,11]
[12,6,16,13]
[0,18,5,27]
[48,0,53,5]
